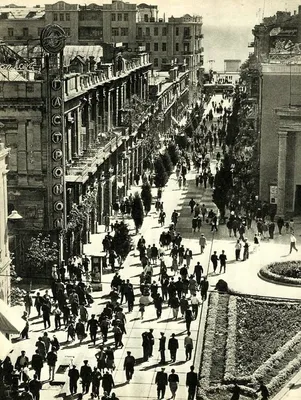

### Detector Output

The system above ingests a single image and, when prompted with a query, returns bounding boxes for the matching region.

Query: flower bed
[236,297,301,377]
[259,261,301,286]
[224,296,237,381]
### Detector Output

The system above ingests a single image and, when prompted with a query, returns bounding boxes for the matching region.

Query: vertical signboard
[40,25,66,231]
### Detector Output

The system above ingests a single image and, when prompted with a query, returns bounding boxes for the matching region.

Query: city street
[7,95,301,400]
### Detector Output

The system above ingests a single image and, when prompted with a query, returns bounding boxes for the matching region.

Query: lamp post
[7,209,23,285]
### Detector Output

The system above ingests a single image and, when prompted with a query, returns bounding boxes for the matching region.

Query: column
[107,90,112,130]
[115,88,119,126]
[277,130,288,217]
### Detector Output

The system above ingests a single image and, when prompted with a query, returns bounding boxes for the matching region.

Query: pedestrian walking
[168,333,179,362]
[200,277,209,301]
[186,365,198,400]
[123,351,135,382]
[230,381,241,400]
[184,332,193,361]
[290,233,298,254]
[24,291,33,316]
[91,367,102,397]
[159,332,166,364]
[75,319,86,344]
[102,371,115,396]
[219,250,227,273]
[168,369,179,400]
[80,360,92,394]
[235,240,241,261]
[190,294,200,319]
[68,365,80,395]
[194,262,203,286]
[199,234,206,254]
[87,314,98,345]
[168,294,180,320]
[211,251,218,273]
[46,348,57,381]
[142,331,151,361]
[34,292,43,317]
[28,375,42,400]
[185,307,193,332]
[148,329,155,357]
[155,367,168,400]
[242,239,249,261]
[256,381,269,400]
[31,350,44,380]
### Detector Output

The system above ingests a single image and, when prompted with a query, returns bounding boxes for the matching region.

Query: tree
[26,233,59,278]
[213,155,233,220]
[154,156,168,188]
[175,134,189,150]
[161,152,173,176]
[141,183,152,215]
[167,143,179,165]
[131,192,144,233]
[111,222,132,261]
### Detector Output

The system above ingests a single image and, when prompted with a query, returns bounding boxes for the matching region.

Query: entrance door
[294,185,301,215]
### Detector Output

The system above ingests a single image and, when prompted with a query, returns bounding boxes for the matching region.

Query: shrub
[154,156,168,188]
[111,221,132,261]
[131,192,144,233]
[161,152,173,176]
[260,261,301,286]
[141,183,152,215]
[167,143,179,165]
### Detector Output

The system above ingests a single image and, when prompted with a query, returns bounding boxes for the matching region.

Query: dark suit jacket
[186,371,198,387]
[155,371,168,386]
[159,336,166,351]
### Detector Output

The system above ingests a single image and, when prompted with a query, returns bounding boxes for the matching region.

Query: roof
[0,68,27,81]
[0,298,25,334]
[0,6,45,19]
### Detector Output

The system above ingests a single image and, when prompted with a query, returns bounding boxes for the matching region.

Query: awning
[0,299,24,334]
[0,332,13,361]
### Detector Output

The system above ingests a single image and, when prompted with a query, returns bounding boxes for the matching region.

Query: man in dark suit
[186,365,198,400]
[168,333,179,362]
[80,360,92,394]
[159,332,166,364]
[155,367,168,400]
[68,365,80,395]
[15,351,29,372]
[31,350,44,380]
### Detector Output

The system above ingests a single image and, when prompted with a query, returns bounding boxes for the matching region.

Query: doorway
[294,185,301,215]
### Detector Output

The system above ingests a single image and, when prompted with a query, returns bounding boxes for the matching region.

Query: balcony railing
[248,41,255,48]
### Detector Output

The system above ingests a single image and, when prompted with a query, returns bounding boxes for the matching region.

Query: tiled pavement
[8,95,301,400]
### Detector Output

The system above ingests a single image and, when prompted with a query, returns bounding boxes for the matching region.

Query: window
[154,42,158,51]
[23,28,29,37]
[66,13,70,21]
[65,28,71,36]
[154,58,158,67]
[124,13,128,21]
[111,13,116,21]
[162,58,167,64]
[112,28,119,36]
[162,27,167,36]
[123,42,128,49]
[8,28,14,37]
[137,27,142,37]
[120,27,129,36]
[117,13,122,21]
[146,42,150,51]
[53,13,58,21]
[60,13,64,21]
[162,42,166,51]
[154,27,158,36]
[176,27,179,36]
[184,27,191,37]
[144,14,148,22]
[146,27,150,36]
[176,43,179,51]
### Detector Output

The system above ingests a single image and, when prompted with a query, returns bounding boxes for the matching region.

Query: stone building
[0,38,190,273]
[0,1,203,85]
[249,5,301,217]
[0,143,10,304]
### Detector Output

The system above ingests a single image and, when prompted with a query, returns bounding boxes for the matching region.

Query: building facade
[0,143,10,304]
[249,5,301,216]
[0,37,190,273]
[0,1,203,85]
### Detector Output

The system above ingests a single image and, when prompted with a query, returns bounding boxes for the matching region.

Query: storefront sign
[270,185,278,204]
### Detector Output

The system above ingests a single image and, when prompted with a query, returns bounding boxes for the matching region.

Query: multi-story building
[0,1,203,86]
[0,143,10,304]
[248,5,301,216]
[0,34,190,273]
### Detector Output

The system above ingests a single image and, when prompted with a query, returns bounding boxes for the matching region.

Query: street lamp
[7,210,23,220]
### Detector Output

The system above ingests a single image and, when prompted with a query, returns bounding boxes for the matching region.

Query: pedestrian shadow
[114,381,129,389]
[139,362,161,371]
[134,357,145,366]
[142,318,158,323]
[171,360,187,366]
[157,317,174,323]
[62,342,82,350]
[130,317,141,322]
[174,331,186,336]
[152,226,161,229]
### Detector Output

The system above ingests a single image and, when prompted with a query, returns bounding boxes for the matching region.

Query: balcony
[248,41,255,48]
[65,133,124,183]
[195,34,204,39]
[183,50,193,55]
[183,35,192,41]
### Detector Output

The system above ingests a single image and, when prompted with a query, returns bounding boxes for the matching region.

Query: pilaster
[277,130,288,217]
